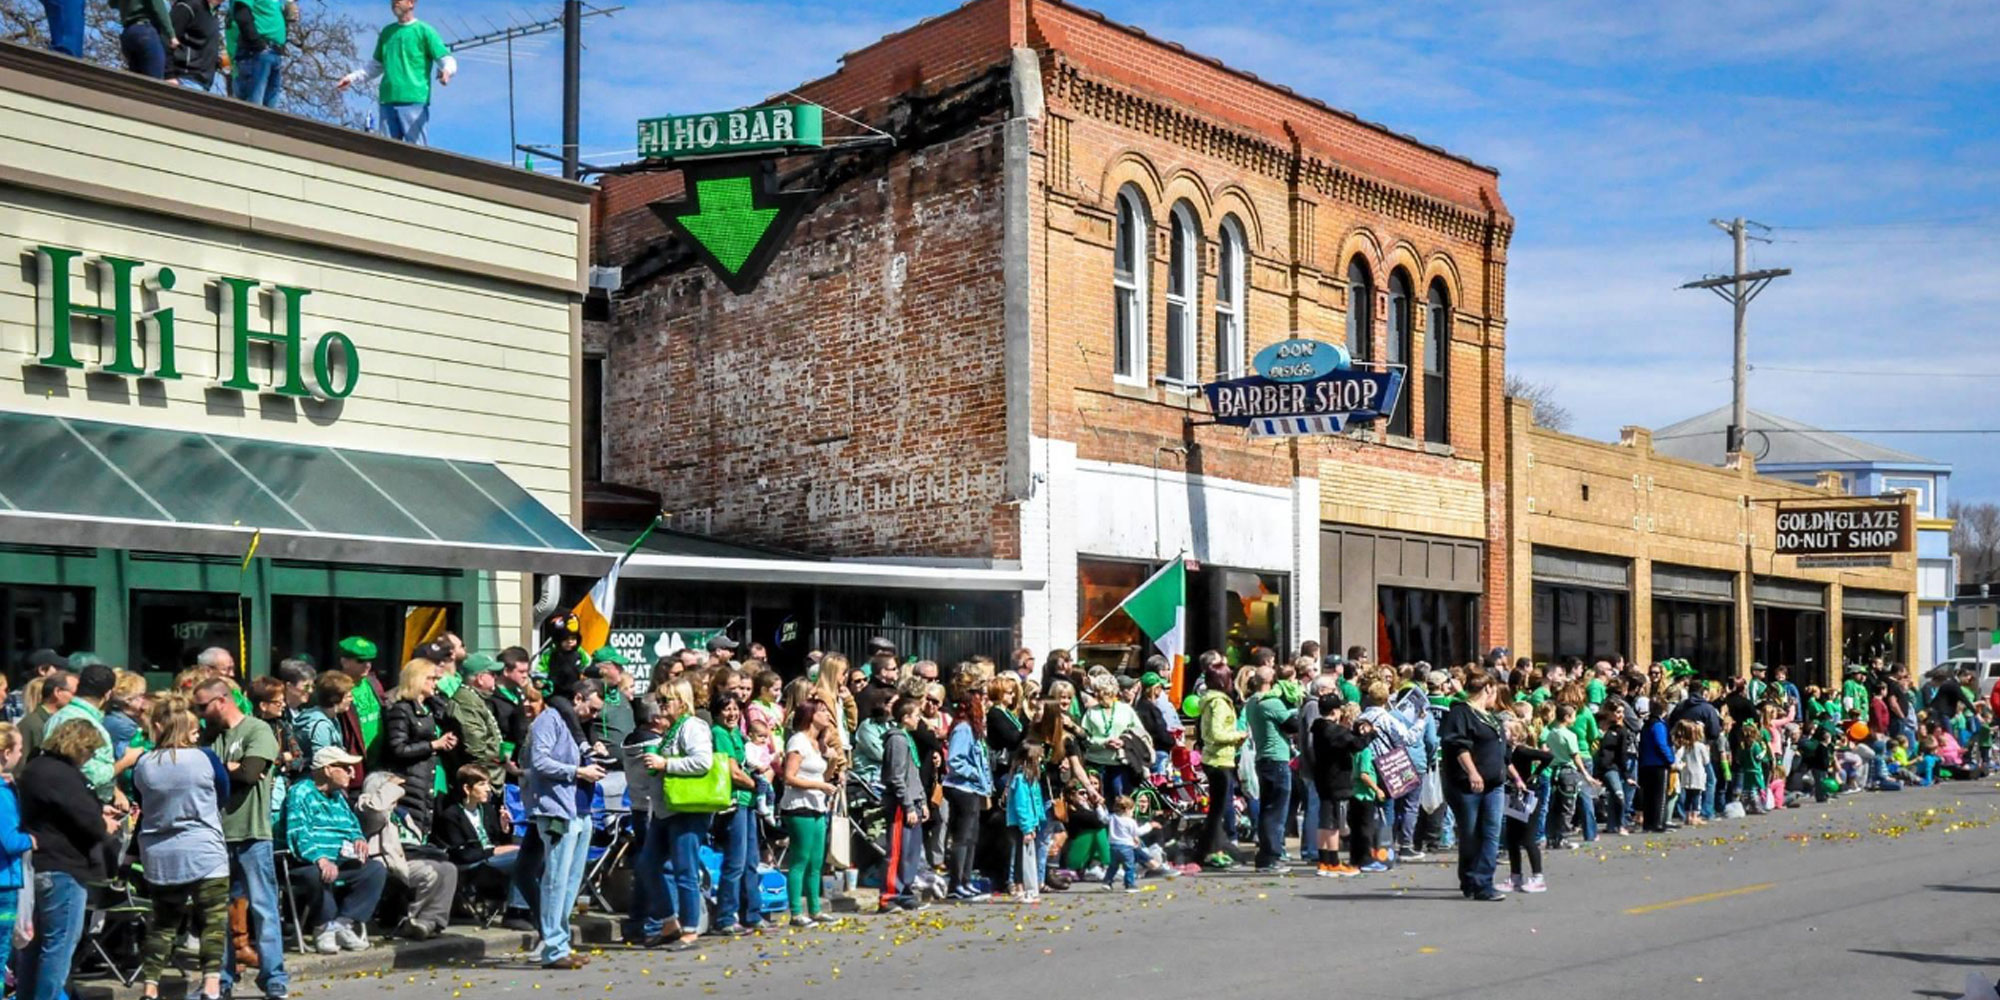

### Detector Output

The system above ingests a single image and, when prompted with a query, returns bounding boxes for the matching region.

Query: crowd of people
[34,0,455,145]
[0,623,1987,996]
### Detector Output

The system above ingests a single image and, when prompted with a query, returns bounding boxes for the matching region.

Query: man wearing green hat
[585,647,636,796]
[336,636,386,769]
[453,652,506,786]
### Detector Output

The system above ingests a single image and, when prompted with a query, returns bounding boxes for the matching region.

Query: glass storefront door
[1652,598,1735,679]
[5,585,92,674]
[1532,582,1628,665]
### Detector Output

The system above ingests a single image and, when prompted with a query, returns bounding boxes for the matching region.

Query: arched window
[1385,269,1413,437]
[1345,257,1374,363]
[1165,201,1200,386]
[1112,186,1149,385]
[1214,216,1247,377]
[1425,279,1451,445]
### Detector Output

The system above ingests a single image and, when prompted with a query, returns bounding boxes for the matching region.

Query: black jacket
[1438,701,1507,794]
[1309,718,1370,799]
[1670,697,1724,745]
[1594,726,1628,777]
[985,706,1026,779]
[431,796,509,865]
[380,698,443,833]
[18,754,108,882]
[1134,698,1173,756]
[168,0,221,87]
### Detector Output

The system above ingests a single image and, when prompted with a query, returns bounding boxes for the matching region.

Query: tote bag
[1375,746,1420,800]
[663,759,733,813]
[826,788,853,868]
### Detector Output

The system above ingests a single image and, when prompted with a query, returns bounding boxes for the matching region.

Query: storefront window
[1532,583,1626,664]
[1842,617,1904,666]
[1753,607,1825,686]
[130,590,243,675]
[1077,558,1147,668]
[1202,569,1285,669]
[1379,586,1480,666]
[271,596,456,682]
[5,585,92,668]
[1651,598,1733,679]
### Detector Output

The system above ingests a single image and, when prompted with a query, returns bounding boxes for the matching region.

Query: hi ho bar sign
[638,104,825,160]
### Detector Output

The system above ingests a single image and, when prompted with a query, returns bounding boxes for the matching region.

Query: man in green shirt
[337,0,456,145]
[45,664,136,806]
[198,677,289,998]
[335,636,386,764]
[1243,669,1298,872]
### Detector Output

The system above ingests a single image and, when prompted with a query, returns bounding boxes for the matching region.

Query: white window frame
[1215,216,1247,378]
[1113,186,1149,386]
[1163,201,1200,389]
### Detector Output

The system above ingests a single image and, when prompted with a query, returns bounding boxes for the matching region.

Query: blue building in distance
[1653,406,1954,672]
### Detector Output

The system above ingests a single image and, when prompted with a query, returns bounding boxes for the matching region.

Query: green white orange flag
[573,517,662,654]
[1118,556,1188,696]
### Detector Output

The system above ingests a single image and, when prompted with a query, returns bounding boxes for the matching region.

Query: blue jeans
[1447,785,1504,896]
[1530,772,1551,843]
[1253,758,1292,867]
[382,102,432,145]
[23,870,88,1000]
[623,815,676,940]
[1294,769,1320,853]
[234,49,284,106]
[120,21,167,78]
[1600,768,1628,832]
[713,807,763,930]
[665,812,709,934]
[535,816,591,963]
[1105,842,1138,888]
[42,0,84,56]
[1701,760,1718,818]
[288,859,387,929]
[223,840,287,996]
[1392,784,1422,852]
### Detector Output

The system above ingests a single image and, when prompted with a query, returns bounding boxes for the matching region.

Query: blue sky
[350,0,2000,501]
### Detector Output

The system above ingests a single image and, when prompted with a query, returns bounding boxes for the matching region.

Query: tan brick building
[590,0,1513,665]
[1507,399,1918,687]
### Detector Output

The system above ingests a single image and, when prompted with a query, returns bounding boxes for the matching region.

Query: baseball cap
[1140,671,1164,688]
[25,649,63,672]
[585,647,629,678]
[312,746,363,770]
[462,652,501,675]
[867,636,896,653]
[706,634,739,653]
[66,651,104,671]
[337,637,378,661]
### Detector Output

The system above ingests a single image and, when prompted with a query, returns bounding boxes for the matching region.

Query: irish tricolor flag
[573,517,661,654]
[1119,556,1188,697]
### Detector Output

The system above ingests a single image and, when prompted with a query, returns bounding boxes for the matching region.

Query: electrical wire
[1753,364,2000,379]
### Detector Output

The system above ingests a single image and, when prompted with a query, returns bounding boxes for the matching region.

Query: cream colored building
[0,44,605,674]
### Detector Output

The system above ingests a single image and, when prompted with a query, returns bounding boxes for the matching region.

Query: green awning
[0,411,610,575]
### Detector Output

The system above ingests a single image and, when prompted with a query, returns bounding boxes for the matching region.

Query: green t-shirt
[216,716,280,842]
[1586,678,1607,705]
[352,679,383,753]
[1568,710,1600,752]
[711,726,755,809]
[1543,724,1581,771]
[1352,745,1380,803]
[372,19,451,107]
[1339,679,1361,706]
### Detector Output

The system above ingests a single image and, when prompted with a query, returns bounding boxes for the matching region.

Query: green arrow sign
[649,162,810,295]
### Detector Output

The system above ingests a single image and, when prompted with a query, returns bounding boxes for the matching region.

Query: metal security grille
[814,622,1015,667]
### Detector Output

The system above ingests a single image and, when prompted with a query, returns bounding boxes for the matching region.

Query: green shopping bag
[662,759,732,813]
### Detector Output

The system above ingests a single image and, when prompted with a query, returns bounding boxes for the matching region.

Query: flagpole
[1066,551,1186,654]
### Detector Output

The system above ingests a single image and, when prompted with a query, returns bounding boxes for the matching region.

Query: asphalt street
[304,780,2000,1000]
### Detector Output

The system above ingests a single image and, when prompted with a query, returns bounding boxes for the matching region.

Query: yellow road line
[1623,882,1775,915]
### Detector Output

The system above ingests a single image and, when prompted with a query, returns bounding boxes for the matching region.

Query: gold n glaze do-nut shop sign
[24,245,363,399]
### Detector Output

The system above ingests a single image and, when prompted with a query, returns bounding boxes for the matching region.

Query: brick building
[1508,399,1918,687]
[588,0,1513,667]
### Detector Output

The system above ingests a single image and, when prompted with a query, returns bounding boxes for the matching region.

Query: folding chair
[79,877,148,986]
[580,804,635,914]
[273,847,310,952]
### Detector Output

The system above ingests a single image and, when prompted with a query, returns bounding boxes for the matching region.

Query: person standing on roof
[337,0,455,145]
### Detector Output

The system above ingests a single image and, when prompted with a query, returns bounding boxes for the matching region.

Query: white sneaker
[333,920,368,951]
[1522,875,1548,894]
[315,926,341,954]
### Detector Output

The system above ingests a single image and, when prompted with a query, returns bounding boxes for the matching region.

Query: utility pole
[562,0,581,180]
[1681,218,1790,455]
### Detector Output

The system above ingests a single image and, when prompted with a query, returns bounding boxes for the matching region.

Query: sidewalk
[78,891,882,999]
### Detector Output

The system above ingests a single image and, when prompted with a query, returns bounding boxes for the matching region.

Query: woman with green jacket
[1196,664,1246,869]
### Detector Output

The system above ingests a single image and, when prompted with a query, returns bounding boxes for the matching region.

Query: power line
[1655,428,2000,440]
[1754,364,2000,379]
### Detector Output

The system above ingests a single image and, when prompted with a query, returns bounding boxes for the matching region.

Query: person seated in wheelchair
[432,764,520,918]
[355,770,459,940]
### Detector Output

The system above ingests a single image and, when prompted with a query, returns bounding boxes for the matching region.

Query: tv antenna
[440,5,625,168]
